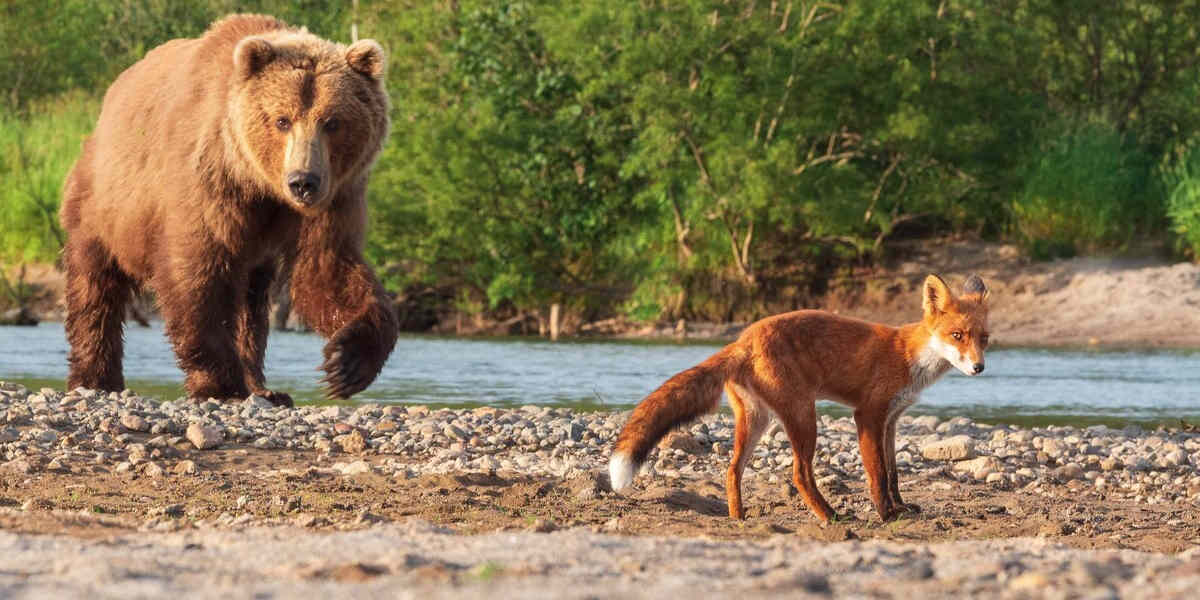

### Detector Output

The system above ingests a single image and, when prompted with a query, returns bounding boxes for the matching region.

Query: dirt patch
[836,239,1200,349]
[626,239,1200,349]
[2,448,1196,554]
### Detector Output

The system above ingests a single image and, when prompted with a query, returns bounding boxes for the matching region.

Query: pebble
[921,435,975,460]
[186,423,223,450]
[0,381,1197,508]
[334,430,367,454]
[173,460,198,475]
[120,414,150,433]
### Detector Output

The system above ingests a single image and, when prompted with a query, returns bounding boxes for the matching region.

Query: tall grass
[1162,140,1200,259]
[1012,123,1162,259]
[0,92,99,265]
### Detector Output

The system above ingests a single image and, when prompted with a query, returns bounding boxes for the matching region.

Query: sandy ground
[1,448,1199,598]
[846,240,1200,349]
[626,240,1200,349]
[2,448,1198,552]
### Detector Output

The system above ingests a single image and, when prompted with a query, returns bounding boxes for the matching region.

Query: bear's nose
[287,171,321,202]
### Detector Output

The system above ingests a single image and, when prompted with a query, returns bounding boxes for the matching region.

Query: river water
[2,323,1197,427]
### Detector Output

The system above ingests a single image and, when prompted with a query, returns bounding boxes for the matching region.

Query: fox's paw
[889,495,921,514]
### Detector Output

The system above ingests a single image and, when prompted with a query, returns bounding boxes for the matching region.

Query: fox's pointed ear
[923,274,952,316]
[963,274,989,302]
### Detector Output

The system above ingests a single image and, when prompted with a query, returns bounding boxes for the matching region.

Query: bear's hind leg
[64,238,135,392]
[236,264,292,407]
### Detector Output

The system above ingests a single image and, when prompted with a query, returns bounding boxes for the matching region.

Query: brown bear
[59,14,399,406]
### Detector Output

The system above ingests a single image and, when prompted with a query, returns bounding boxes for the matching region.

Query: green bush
[0,92,100,265]
[1013,123,1162,259]
[1162,140,1200,259]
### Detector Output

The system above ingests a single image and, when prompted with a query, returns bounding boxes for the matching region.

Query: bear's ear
[234,37,275,80]
[346,39,385,80]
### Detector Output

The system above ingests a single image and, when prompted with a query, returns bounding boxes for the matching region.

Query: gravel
[1,380,1200,597]
[1,381,1199,507]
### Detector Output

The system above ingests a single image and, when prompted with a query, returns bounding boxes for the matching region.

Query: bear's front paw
[253,389,295,408]
[319,326,385,399]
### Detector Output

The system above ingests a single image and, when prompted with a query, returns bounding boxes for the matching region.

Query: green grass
[1163,140,1200,259]
[0,92,100,265]
[1012,122,1162,259]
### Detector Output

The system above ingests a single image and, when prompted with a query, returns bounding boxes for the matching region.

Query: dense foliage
[4,0,1200,325]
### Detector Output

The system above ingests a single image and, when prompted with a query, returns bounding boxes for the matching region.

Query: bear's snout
[287,171,322,204]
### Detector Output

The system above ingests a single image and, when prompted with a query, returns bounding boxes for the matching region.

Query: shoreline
[10,316,1200,352]
[8,240,1200,351]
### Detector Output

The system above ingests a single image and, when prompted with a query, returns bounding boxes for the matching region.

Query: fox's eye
[981,334,990,347]
[324,118,340,133]
[951,331,963,341]
[275,117,292,132]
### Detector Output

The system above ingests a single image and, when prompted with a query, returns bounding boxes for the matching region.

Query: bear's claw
[320,338,379,399]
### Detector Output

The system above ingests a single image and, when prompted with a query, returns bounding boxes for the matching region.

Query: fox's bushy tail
[609,347,734,490]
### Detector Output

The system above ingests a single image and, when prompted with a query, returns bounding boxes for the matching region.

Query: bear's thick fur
[60,14,398,405]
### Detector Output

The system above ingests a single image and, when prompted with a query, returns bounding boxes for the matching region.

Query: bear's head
[229,30,389,214]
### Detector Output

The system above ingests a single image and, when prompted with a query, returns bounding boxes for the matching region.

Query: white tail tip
[608,452,636,491]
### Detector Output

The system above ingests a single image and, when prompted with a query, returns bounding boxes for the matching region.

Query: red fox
[609,274,990,522]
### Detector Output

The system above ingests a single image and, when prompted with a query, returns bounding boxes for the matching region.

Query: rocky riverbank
[0,381,1198,596]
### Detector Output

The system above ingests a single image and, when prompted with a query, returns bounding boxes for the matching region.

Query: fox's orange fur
[609,274,991,522]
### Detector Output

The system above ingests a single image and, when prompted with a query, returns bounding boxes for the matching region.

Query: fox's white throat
[912,338,954,390]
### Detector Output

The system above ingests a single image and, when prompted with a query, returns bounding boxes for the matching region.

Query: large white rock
[921,435,975,461]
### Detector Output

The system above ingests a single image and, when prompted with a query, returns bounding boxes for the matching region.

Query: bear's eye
[324,118,340,133]
[275,117,292,132]
[951,331,963,341]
